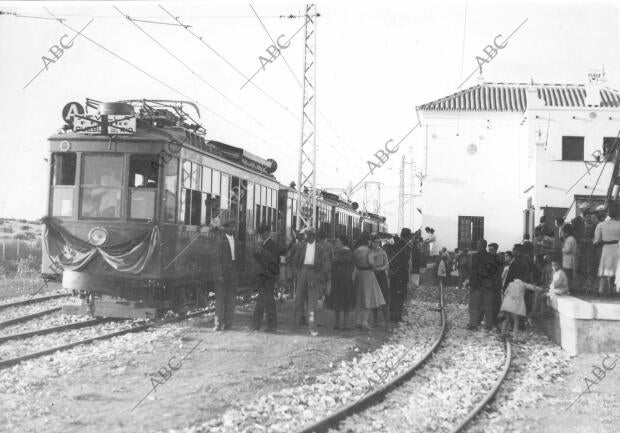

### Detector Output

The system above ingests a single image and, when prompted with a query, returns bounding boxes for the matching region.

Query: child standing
[500,278,543,341]
[437,253,447,290]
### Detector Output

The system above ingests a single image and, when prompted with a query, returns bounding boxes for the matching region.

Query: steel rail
[0,287,255,370]
[295,286,448,433]
[0,307,215,370]
[0,307,62,328]
[0,293,71,311]
[0,318,110,344]
[449,338,513,433]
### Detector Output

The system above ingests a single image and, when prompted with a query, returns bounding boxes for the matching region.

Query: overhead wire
[42,7,295,158]
[112,5,298,161]
[247,4,367,169]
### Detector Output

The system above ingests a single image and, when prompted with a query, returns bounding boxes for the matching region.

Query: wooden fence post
[16,239,20,259]
[1,239,4,261]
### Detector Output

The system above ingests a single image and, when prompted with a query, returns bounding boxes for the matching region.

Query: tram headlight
[88,227,108,246]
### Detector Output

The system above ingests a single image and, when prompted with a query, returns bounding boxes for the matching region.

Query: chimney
[585,69,606,106]
[525,79,544,109]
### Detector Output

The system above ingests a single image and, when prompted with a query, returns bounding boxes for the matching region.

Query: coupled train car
[42,99,387,318]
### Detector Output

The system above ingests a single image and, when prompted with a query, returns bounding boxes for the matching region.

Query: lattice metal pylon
[398,155,405,231]
[296,4,318,230]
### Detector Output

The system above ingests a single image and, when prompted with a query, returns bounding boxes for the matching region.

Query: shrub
[14,232,36,241]
[16,255,41,278]
[1,227,13,234]
[20,225,31,231]
[18,219,28,223]
[0,260,18,279]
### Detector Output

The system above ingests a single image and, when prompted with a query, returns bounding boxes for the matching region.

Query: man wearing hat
[214,220,242,331]
[292,226,332,336]
[388,228,412,322]
[251,224,280,332]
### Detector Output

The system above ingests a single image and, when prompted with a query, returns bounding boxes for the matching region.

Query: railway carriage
[43,100,279,318]
[43,98,388,319]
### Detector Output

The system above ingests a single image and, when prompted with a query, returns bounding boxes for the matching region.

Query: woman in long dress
[353,232,386,331]
[325,235,356,329]
[369,235,390,331]
[594,203,620,295]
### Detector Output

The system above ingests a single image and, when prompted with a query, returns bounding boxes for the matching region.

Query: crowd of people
[213,223,418,337]
[212,201,620,339]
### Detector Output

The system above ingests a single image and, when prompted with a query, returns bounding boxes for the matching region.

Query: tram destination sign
[73,114,136,135]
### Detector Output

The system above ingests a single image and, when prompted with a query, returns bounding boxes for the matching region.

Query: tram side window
[246,181,254,232]
[80,154,123,219]
[181,161,202,225]
[51,153,76,218]
[129,155,158,220]
[164,158,178,222]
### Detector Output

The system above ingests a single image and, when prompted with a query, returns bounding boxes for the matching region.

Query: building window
[80,154,123,219]
[457,216,484,250]
[561,136,584,161]
[603,137,619,162]
[51,153,76,218]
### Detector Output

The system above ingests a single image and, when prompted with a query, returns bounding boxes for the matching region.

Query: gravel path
[0,319,135,361]
[179,297,444,433]
[337,302,504,433]
[0,297,70,325]
[0,312,92,337]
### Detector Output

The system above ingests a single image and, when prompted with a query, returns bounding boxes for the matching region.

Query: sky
[0,0,618,231]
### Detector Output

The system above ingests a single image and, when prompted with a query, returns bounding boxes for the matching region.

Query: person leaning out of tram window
[251,224,280,332]
[325,234,356,330]
[292,227,332,336]
[560,223,577,290]
[369,235,391,331]
[213,219,242,331]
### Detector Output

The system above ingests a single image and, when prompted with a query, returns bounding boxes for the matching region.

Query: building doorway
[458,216,484,250]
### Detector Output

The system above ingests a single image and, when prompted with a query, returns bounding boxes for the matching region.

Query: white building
[416,74,620,251]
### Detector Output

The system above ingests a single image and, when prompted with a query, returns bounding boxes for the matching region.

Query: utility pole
[296,4,318,230]
[409,145,414,228]
[363,181,382,214]
[398,156,405,231]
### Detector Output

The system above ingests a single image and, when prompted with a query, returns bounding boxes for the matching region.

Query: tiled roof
[416,82,620,112]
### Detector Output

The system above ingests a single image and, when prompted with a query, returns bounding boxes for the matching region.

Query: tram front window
[51,153,76,218]
[80,155,123,219]
[129,155,158,220]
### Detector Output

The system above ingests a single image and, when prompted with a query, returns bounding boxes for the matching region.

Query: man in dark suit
[389,228,412,322]
[293,227,332,336]
[214,220,241,331]
[467,239,501,330]
[251,224,280,332]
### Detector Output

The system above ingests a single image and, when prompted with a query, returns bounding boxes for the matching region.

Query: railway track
[294,287,512,433]
[0,288,255,371]
[0,306,63,328]
[0,293,70,311]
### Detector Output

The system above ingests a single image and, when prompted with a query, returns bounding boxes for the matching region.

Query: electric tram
[42,99,388,318]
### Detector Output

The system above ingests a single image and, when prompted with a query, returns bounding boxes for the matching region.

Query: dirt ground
[0,296,390,433]
[486,353,620,433]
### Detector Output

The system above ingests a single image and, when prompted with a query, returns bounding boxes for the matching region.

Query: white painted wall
[527,106,620,219]
[418,112,527,251]
[418,86,620,252]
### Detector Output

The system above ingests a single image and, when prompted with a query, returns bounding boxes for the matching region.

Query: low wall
[536,295,620,355]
